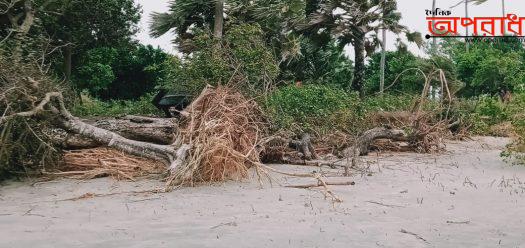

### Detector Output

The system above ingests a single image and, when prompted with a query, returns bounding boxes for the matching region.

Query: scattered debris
[285,181,355,189]
[400,229,430,244]
[366,201,405,208]
[446,220,471,225]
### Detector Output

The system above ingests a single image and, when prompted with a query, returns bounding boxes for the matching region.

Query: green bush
[264,84,359,132]
[75,45,169,100]
[503,93,525,165]
[362,94,416,113]
[161,24,279,97]
[72,93,162,117]
[475,96,508,124]
[365,50,424,94]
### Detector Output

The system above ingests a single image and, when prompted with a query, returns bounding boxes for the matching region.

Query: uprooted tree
[0,49,414,188]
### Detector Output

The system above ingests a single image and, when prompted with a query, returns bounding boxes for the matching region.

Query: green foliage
[475,96,508,125]
[75,45,169,100]
[72,93,162,117]
[444,39,525,96]
[161,24,279,96]
[456,94,525,140]
[226,24,280,86]
[265,85,359,132]
[500,93,525,165]
[362,94,416,113]
[39,0,141,52]
[365,50,423,94]
[149,0,214,41]
[284,39,354,89]
[76,48,118,95]
[265,83,419,134]
[34,0,142,84]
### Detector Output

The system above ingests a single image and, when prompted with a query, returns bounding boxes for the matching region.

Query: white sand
[1,137,524,248]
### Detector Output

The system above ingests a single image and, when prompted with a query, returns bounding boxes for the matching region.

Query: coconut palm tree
[149,0,224,53]
[469,0,505,18]
[379,24,387,94]
[432,0,437,52]
[305,0,423,97]
[451,0,473,51]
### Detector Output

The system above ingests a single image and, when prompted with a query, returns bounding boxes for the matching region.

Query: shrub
[362,94,416,113]
[72,93,162,117]
[161,24,280,97]
[502,93,525,165]
[74,45,168,100]
[264,84,359,132]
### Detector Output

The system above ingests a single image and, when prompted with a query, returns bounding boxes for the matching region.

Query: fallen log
[1,92,188,166]
[50,116,177,149]
[88,115,176,144]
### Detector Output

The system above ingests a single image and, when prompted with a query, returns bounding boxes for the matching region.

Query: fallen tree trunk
[50,116,177,149]
[59,115,180,165]
[88,116,176,144]
[0,92,188,167]
[51,131,104,149]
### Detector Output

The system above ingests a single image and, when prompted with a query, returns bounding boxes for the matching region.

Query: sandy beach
[1,137,524,248]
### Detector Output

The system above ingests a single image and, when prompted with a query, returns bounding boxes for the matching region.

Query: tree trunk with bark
[52,116,177,149]
[379,27,386,94]
[342,127,406,157]
[89,116,177,144]
[465,0,469,52]
[352,29,366,98]
[0,92,188,168]
[213,0,224,39]
[10,0,35,61]
[63,44,72,82]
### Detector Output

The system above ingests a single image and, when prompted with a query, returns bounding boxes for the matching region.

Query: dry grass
[57,148,164,180]
[167,86,266,186]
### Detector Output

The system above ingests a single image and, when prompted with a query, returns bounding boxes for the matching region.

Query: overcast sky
[135,0,525,56]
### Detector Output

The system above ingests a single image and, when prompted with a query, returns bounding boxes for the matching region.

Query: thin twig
[286,181,355,189]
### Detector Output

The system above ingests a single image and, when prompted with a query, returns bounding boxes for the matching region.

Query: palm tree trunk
[432,0,436,52]
[501,0,506,35]
[465,0,469,52]
[12,0,35,61]
[63,44,72,82]
[352,30,366,98]
[501,0,505,17]
[379,28,386,94]
[213,0,224,39]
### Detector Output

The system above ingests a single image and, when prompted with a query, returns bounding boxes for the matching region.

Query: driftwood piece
[343,126,406,157]
[289,133,318,160]
[340,126,406,176]
[260,133,318,163]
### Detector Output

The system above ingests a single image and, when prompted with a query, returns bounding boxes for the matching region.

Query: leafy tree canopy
[76,44,169,100]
